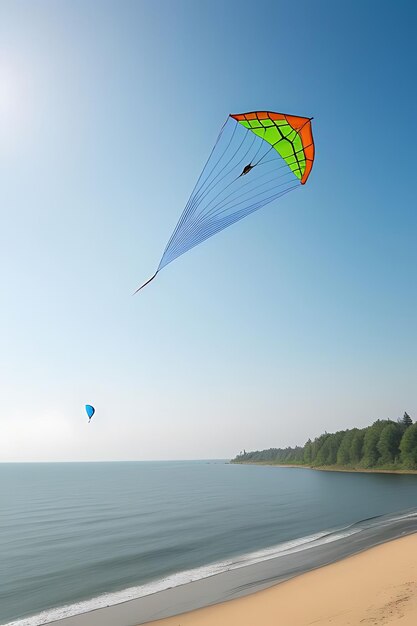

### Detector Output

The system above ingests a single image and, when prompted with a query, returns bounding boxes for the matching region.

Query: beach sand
[143,533,417,626]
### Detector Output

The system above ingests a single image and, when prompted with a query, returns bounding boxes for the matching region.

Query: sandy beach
[143,533,417,626]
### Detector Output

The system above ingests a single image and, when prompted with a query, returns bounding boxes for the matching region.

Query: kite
[85,405,95,423]
[136,111,315,292]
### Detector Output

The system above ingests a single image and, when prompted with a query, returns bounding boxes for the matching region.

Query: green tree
[362,421,388,467]
[403,412,413,428]
[337,430,355,465]
[328,431,345,464]
[400,424,417,468]
[377,422,402,464]
[303,439,312,464]
[310,434,329,464]
[313,434,330,465]
[349,429,365,464]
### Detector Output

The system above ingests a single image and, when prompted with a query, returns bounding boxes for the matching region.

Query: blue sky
[1,0,416,461]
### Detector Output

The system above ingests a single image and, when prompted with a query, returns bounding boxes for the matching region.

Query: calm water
[2,461,417,624]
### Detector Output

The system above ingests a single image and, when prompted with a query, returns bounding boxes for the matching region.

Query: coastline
[33,509,417,626]
[144,533,417,626]
[231,461,417,474]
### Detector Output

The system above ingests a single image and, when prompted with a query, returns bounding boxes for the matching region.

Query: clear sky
[1,0,416,461]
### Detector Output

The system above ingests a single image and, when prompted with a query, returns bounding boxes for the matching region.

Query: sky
[1,0,416,461]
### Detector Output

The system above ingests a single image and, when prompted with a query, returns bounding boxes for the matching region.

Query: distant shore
[231,461,417,474]
[143,533,417,626]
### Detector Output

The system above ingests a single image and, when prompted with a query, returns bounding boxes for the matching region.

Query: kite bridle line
[179,128,308,241]
[133,118,231,294]
[160,117,266,260]
[182,126,254,224]
[160,117,232,259]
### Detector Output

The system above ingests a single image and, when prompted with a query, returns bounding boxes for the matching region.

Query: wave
[5,508,417,626]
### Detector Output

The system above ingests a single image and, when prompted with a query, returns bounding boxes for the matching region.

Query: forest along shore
[231,413,417,473]
[232,462,417,475]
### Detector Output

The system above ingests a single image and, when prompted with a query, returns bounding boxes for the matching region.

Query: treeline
[232,413,417,470]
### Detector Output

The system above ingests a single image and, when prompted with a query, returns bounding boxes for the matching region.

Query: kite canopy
[136,111,314,292]
[230,112,314,184]
[85,405,95,420]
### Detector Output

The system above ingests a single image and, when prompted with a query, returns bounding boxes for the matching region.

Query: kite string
[161,124,256,261]
[161,126,256,262]
[160,166,290,266]
[180,117,266,226]
[159,184,300,270]
[174,118,266,252]
[160,131,298,264]
[185,123,255,221]
[175,119,240,228]
[201,170,296,221]
[190,131,258,220]
[198,147,300,222]
[184,119,238,209]
[160,165,299,268]
[163,175,297,265]
[158,117,232,263]
[176,166,295,249]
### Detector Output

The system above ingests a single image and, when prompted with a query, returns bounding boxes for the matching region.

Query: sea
[2,461,417,625]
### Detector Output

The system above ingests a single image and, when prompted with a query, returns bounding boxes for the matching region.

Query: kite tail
[133,270,159,295]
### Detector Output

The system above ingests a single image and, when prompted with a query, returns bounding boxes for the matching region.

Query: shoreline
[144,533,417,626]
[33,509,417,626]
[231,461,417,474]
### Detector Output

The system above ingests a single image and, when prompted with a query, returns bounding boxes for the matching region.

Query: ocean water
[2,461,417,625]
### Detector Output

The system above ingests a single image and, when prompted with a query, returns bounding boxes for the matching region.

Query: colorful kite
[136,111,315,292]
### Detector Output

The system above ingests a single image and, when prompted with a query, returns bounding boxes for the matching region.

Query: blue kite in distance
[85,405,95,423]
